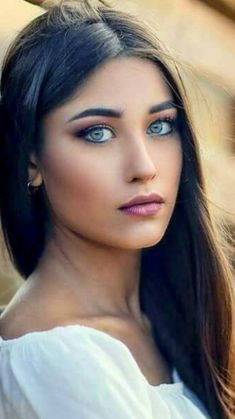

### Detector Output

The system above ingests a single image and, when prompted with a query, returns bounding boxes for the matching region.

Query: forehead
[66,56,172,110]
[44,56,174,126]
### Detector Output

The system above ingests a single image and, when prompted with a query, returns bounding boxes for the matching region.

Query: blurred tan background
[0,0,234,308]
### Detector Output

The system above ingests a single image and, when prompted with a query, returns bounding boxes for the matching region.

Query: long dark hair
[0,1,234,417]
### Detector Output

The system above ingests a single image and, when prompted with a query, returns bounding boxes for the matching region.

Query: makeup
[119,202,163,216]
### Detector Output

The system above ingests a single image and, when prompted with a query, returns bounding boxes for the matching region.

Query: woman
[0,1,234,418]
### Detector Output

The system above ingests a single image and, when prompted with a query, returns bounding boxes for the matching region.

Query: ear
[28,152,43,187]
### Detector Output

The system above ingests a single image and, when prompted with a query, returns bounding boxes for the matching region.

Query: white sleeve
[0,329,154,419]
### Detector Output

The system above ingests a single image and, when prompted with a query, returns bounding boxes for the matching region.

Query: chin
[116,231,165,250]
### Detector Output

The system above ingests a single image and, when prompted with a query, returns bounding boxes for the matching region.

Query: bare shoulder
[0,280,55,340]
[0,293,30,340]
[0,283,120,340]
[0,302,172,385]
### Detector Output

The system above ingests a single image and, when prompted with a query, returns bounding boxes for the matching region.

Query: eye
[75,124,114,143]
[147,117,176,137]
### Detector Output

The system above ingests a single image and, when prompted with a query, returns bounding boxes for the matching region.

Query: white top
[0,324,210,419]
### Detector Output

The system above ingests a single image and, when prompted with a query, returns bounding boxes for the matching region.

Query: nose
[124,136,157,183]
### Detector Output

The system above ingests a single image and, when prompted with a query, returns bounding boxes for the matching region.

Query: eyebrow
[67,100,177,123]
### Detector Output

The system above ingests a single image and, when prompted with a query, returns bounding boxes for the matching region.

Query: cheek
[170,149,183,189]
[40,144,115,215]
[157,140,183,186]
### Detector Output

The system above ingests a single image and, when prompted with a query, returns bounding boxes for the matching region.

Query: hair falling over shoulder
[0,1,235,417]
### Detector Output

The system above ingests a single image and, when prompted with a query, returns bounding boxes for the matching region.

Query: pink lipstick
[119,193,164,216]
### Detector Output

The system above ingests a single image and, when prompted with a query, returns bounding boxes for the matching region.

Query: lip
[119,193,164,209]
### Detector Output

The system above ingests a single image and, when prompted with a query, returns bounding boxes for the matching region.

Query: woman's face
[35,57,183,249]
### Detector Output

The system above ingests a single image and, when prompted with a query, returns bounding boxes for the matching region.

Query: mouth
[119,192,164,209]
[119,202,163,216]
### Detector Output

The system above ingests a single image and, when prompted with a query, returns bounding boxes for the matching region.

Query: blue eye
[147,118,175,136]
[75,117,177,144]
[77,125,114,143]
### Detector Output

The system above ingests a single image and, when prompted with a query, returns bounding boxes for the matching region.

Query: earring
[27,180,41,195]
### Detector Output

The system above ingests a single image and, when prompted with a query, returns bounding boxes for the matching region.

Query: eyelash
[74,116,179,144]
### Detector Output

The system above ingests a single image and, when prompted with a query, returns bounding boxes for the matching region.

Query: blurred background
[0,0,234,308]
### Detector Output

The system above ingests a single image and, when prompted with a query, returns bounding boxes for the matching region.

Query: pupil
[151,122,162,133]
[92,129,103,140]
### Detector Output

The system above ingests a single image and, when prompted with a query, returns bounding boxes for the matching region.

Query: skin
[0,57,183,385]
[17,56,182,321]
[3,57,182,353]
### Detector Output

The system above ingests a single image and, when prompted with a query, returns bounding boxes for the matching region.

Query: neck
[29,225,144,324]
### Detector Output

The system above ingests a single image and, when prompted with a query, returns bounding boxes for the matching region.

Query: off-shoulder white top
[0,324,210,418]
